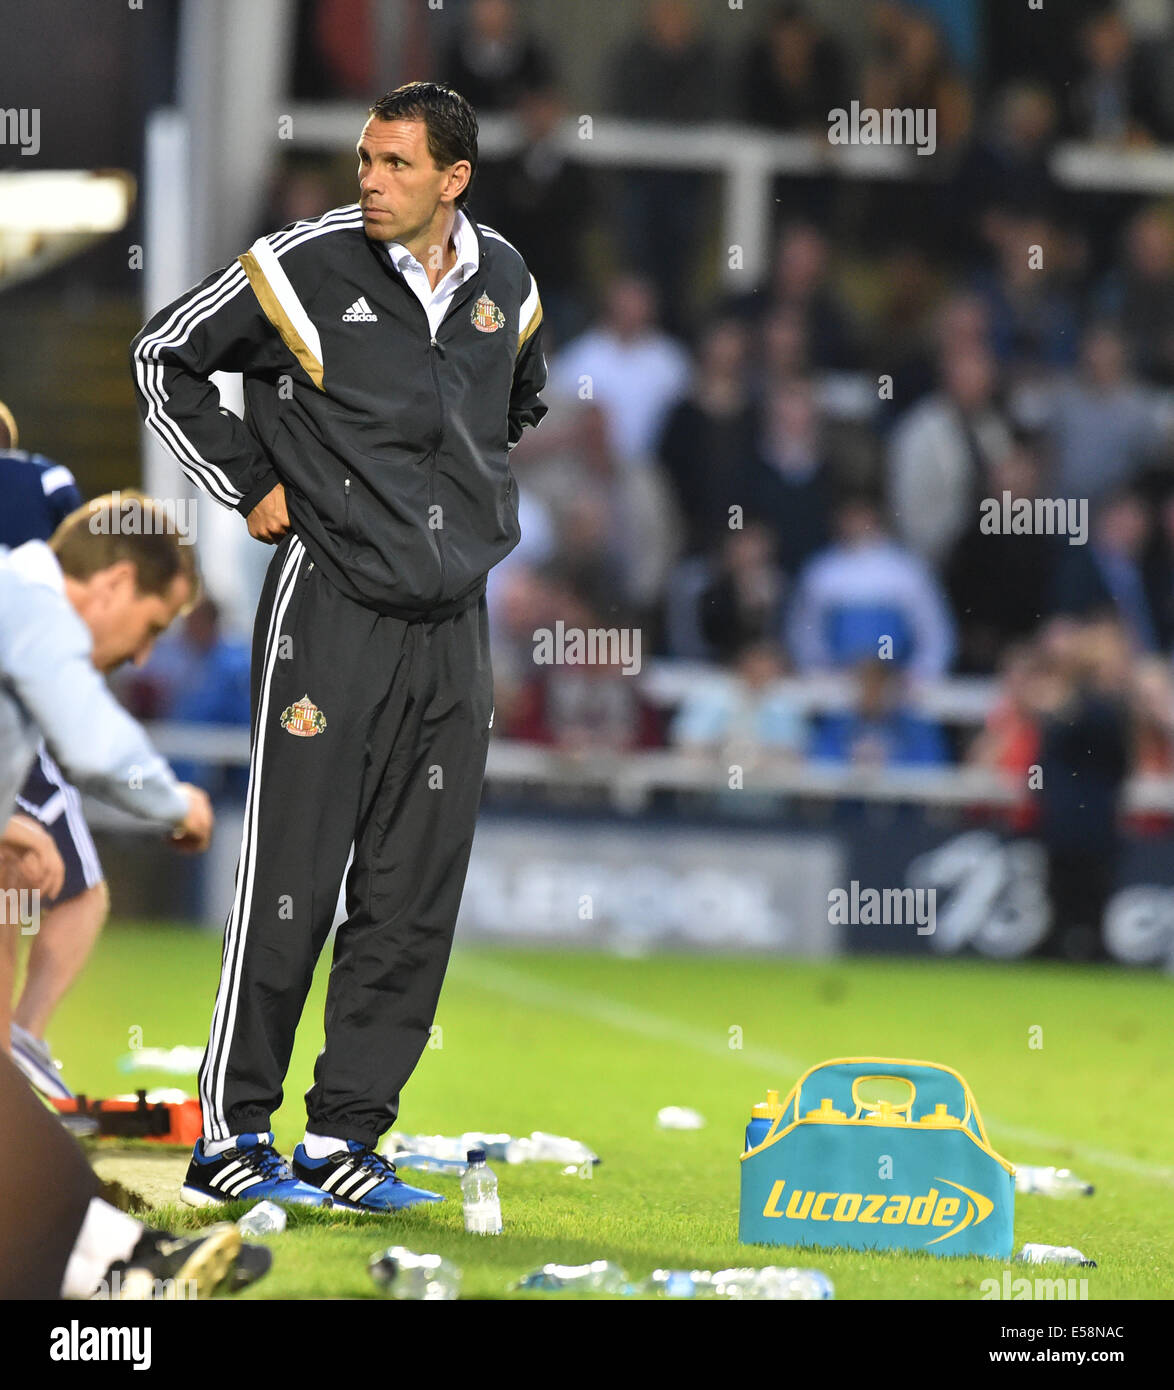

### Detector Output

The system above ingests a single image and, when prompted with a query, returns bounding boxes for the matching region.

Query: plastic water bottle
[515,1260,630,1294]
[461,1148,502,1234]
[744,1089,783,1152]
[237,1200,287,1236]
[503,1132,601,1165]
[1014,1165,1094,1197]
[1017,1243,1096,1267]
[531,1132,599,1164]
[369,1246,461,1300]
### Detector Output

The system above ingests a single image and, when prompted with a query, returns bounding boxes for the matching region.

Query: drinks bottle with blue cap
[745,1089,783,1152]
[461,1148,502,1234]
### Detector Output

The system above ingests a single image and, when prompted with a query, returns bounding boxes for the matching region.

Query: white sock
[302,1131,348,1159]
[202,1134,245,1156]
[61,1197,144,1299]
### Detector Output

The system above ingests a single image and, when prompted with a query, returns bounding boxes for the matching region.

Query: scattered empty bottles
[384,1132,505,1163]
[385,1130,600,1166]
[369,1246,461,1300]
[737,1267,834,1300]
[1014,1165,1094,1197]
[1017,1243,1097,1267]
[237,1200,287,1236]
[503,1132,601,1166]
[516,1260,631,1294]
[391,1153,470,1176]
[642,1266,833,1300]
[461,1148,502,1235]
[642,1268,714,1298]
[656,1105,706,1130]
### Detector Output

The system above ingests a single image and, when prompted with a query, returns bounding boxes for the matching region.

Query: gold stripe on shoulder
[517,297,543,355]
[239,250,325,389]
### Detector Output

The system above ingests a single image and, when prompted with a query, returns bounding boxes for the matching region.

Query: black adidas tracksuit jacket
[131,203,547,1146]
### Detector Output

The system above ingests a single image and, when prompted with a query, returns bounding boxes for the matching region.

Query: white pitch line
[450,954,1174,1187]
[449,955,806,1075]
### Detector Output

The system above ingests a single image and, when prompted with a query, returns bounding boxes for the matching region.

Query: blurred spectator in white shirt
[550,273,691,471]
[788,497,956,681]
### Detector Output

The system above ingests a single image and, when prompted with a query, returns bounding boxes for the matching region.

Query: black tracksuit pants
[198,533,493,1148]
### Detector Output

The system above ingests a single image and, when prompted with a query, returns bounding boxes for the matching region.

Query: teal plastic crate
[740,1057,1015,1258]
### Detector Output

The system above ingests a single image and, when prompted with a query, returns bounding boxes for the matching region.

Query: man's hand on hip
[247,483,291,543]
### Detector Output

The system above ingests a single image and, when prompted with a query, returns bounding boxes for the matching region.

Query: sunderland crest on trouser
[470,292,506,333]
[279,694,327,737]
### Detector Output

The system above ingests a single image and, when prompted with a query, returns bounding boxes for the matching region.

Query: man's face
[356,118,466,246]
[83,563,192,672]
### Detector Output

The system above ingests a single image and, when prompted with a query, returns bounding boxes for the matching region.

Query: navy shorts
[14,745,104,905]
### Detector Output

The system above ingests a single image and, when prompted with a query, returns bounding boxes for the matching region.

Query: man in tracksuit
[131,82,547,1211]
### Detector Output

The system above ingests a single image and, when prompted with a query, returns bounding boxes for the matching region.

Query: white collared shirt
[386,209,480,338]
[3,538,66,594]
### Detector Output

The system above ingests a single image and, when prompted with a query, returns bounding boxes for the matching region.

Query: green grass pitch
[39,923,1174,1299]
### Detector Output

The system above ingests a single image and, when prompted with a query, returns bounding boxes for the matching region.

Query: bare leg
[13,880,109,1039]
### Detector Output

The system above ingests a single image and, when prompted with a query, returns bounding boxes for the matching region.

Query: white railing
[284,108,1174,286]
[80,714,1174,823]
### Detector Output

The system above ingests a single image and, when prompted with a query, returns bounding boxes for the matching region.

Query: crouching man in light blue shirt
[0,492,214,1059]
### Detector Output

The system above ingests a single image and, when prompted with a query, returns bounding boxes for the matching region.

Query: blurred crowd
[161,1,1174,806]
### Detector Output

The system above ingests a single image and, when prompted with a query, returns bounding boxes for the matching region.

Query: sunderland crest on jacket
[470,292,506,333]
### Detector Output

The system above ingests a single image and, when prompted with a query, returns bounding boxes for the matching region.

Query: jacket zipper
[376,240,481,604]
[428,334,446,595]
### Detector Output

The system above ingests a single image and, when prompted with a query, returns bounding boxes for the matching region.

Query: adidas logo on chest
[342,296,378,322]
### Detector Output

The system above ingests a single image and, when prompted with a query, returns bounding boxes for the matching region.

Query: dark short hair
[368,81,478,209]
